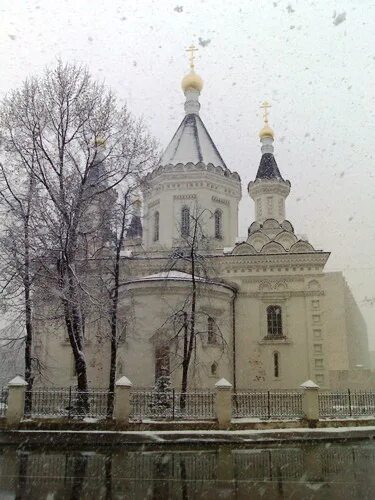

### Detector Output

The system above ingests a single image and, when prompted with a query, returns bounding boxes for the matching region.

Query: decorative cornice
[248,178,291,198]
[212,195,230,206]
[146,161,241,183]
[174,194,197,200]
[147,199,160,209]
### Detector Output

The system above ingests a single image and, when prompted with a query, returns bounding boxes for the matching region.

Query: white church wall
[142,170,241,250]
[119,280,234,389]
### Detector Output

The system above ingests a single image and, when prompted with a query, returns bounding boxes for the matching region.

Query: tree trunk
[180,223,198,410]
[58,254,89,415]
[23,203,34,415]
[107,195,128,417]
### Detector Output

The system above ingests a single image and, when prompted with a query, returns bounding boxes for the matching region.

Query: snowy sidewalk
[1,426,375,446]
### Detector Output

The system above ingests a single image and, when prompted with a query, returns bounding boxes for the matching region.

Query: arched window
[214,209,223,239]
[153,211,159,241]
[273,352,280,378]
[211,362,218,376]
[117,361,123,376]
[155,344,170,380]
[207,317,216,344]
[267,305,283,337]
[181,206,190,237]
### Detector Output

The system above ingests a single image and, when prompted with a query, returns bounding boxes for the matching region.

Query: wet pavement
[1,439,374,498]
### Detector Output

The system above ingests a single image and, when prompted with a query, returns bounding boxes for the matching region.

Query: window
[153,211,159,241]
[278,198,283,217]
[117,361,123,375]
[71,354,77,377]
[267,196,273,215]
[214,209,223,239]
[273,352,279,378]
[211,362,218,376]
[181,206,190,237]
[207,317,216,344]
[315,359,324,369]
[313,344,323,354]
[313,329,322,339]
[155,344,170,380]
[266,305,283,337]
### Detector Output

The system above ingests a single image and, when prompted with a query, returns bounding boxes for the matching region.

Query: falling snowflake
[286,4,295,13]
[198,37,211,47]
[174,6,183,12]
[333,11,346,26]
[8,34,16,40]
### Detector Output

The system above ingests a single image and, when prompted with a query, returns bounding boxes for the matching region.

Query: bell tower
[248,102,290,224]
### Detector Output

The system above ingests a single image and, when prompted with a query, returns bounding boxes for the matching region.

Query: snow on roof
[160,113,227,169]
[300,380,320,389]
[124,270,237,291]
[8,375,27,386]
[115,376,132,387]
[129,271,206,282]
[215,378,232,388]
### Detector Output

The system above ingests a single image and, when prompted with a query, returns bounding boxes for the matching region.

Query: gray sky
[1,0,375,346]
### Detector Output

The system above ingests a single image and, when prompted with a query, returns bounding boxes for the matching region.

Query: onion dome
[259,124,274,139]
[181,70,204,93]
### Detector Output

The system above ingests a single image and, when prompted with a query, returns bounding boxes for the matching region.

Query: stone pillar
[215,378,232,429]
[300,380,320,424]
[6,376,28,426]
[114,376,132,424]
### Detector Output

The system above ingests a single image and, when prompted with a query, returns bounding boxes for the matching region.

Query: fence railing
[130,389,216,421]
[24,388,113,420]
[319,390,375,418]
[232,390,303,419]
[0,387,8,417]
[3,377,375,424]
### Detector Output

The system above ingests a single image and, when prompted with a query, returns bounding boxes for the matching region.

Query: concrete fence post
[300,380,320,424]
[6,376,28,426]
[215,378,232,429]
[114,376,132,424]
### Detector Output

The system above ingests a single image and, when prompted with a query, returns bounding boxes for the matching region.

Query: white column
[300,380,320,422]
[215,378,232,429]
[6,376,28,426]
[114,376,132,424]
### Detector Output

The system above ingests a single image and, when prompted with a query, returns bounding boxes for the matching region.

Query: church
[38,52,371,391]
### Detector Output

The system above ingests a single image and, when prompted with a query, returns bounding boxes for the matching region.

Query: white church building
[37,58,372,391]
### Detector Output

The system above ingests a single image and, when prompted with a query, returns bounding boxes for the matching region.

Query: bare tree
[0,158,40,407]
[0,61,156,405]
[160,207,228,406]
[104,185,156,417]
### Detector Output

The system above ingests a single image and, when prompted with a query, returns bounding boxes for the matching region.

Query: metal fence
[232,390,303,419]
[319,390,375,418]
[0,387,8,417]
[24,388,112,419]
[130,389,216,421]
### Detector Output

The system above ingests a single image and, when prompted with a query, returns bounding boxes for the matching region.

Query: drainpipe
[231,289,238,394]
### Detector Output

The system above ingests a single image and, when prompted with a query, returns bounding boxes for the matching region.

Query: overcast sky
[1,0,375,347]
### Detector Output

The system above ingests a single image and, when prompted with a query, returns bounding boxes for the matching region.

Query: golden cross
[186,44,198,70]
[260,101,271,125]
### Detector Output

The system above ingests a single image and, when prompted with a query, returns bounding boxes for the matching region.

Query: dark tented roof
[126,215,143,239]
[256,153,284,181]
[160,113,227,169]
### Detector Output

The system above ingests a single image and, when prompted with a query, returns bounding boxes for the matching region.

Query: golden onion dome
[259,125,274,139]
[181,70,204,93]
